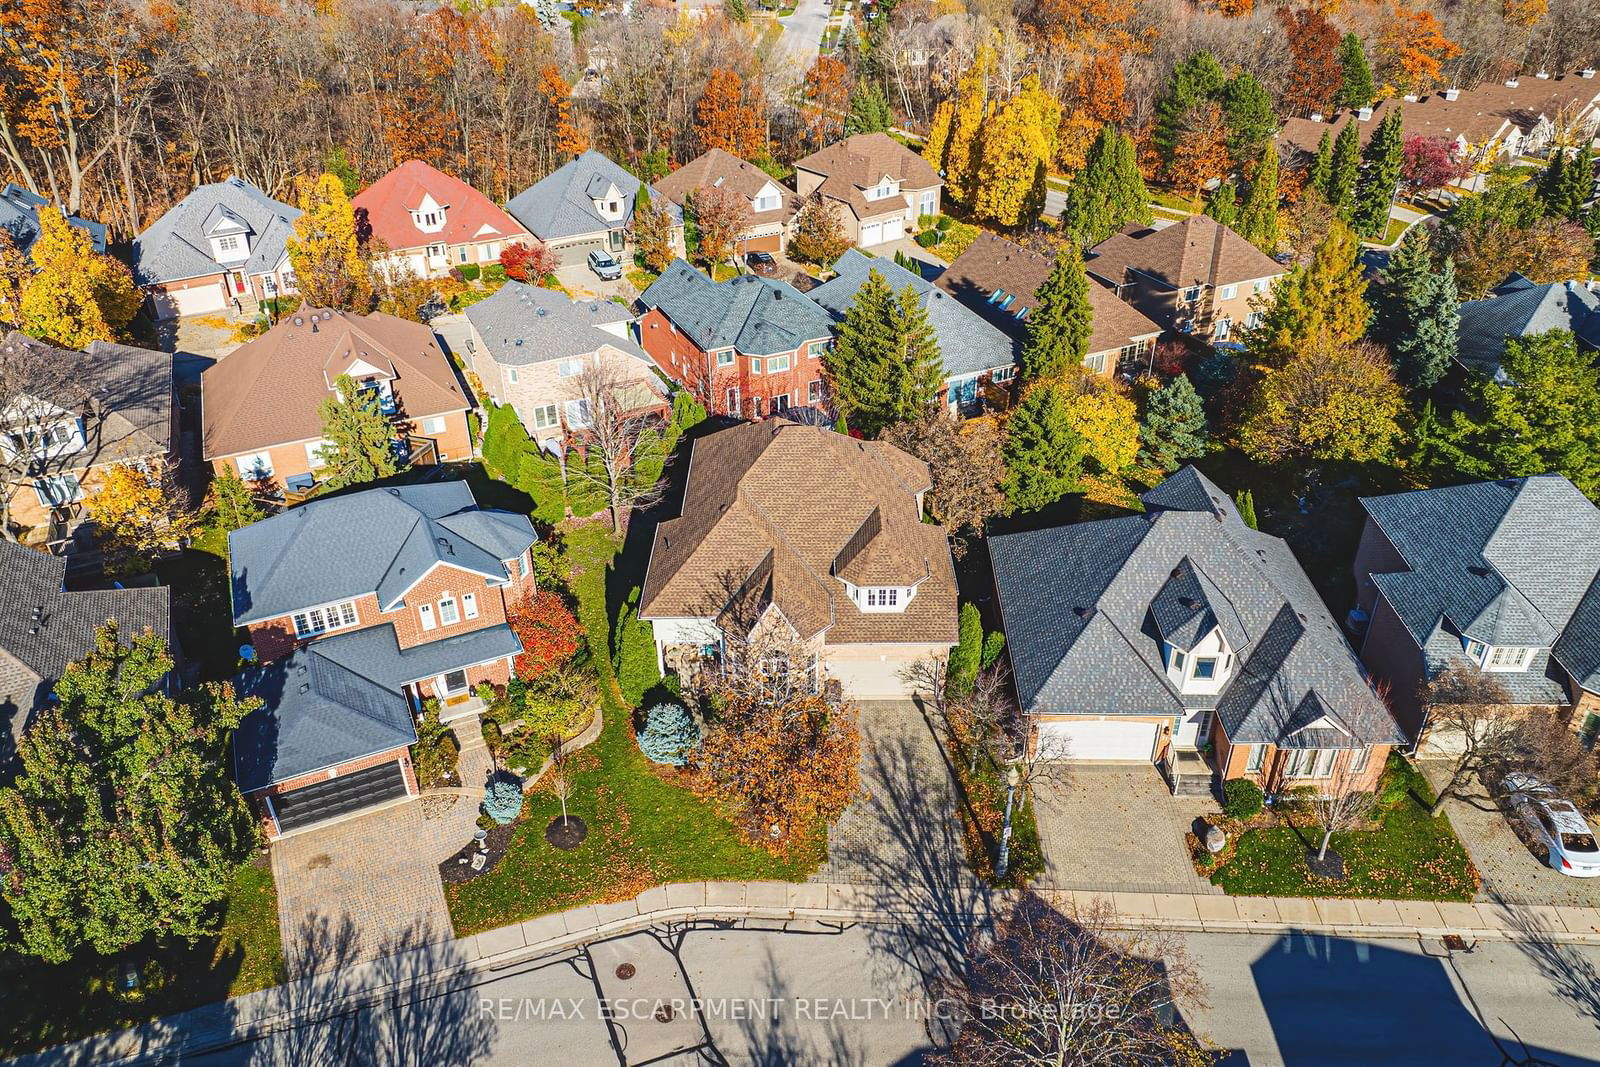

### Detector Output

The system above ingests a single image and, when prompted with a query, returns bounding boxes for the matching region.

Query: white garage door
[826,654,915,699]
[162,282,228,319]
[859,221,883,246]
[882,217,905,242]
[1036,719,1159,762]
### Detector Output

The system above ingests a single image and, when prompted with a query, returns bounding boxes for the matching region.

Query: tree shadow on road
[732,945,866,1067]
[1489,891,1600,1036]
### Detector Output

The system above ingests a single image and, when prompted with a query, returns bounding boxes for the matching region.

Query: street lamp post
[997,764,1021,881]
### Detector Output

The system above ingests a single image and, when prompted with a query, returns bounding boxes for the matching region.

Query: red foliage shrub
[500,240,559,283]
[507,589,581,679]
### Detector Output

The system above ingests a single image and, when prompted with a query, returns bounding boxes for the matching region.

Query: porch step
[1172,774,1217,798]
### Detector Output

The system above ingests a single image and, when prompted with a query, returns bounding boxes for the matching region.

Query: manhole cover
[654,1004,675,1023]
[615,963,636,980]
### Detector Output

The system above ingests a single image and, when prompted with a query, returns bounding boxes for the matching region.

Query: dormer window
[1464,639,1534,672]
[217,234,243,255]
[846,582,913,613]
[410,194,447,234]
[864,177,899,202]
[1163,631,1234,695]
[755,192,780,212]
[209,230,250,263]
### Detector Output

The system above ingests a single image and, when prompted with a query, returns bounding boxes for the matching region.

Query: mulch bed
[545,815,588,850]
[439,821,517,885]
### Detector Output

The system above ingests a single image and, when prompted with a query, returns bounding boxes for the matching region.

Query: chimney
[1357,106,1374,121]
[1403,94,1419,102]
[1535,70,1550,79]
[1443,87,1461,101]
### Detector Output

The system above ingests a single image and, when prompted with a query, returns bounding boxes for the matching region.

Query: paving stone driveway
[1033,764,1223,895]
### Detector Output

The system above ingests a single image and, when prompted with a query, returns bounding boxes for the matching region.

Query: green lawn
[0,860,283,1057]
[1210,756,1479,902]
[444,520,822,935]
[1148,186,1203,214]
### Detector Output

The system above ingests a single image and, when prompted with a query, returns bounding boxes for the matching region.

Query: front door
[439,669,469,695]
[608,229,624,252]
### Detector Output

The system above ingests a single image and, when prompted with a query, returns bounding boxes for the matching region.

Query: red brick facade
[1213,715,1390,795]
[637,306,832,417]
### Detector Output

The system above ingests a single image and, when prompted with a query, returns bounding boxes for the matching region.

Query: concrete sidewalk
[16,881,1600,1067]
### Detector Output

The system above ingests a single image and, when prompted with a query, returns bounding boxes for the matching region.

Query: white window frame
[565,398,591,428]
[808,379,823,403]
[1219,285,1237,300]
[767,353,791,373]
[420,415,447,435]
[1182,286,1202,303]
[717,350,735,366]
[438,593,460,626]
[755,194,780,212]
[427,243,446,259]
[305,440,330,467]
[463,592,479,619]
[216,233,242,255]
[419,603,437,631]
[1253,279,1271,294]
[236,451,275,481]
[1214,318,1232,341]
[1350,747,1371,775]
[557,358,584,378]
[291,599,359,639]
[751,357,763,374]
[1083,351,1107,374]
[1246,744,1266,773]
[506,368,520,385]
[33,472,83,507]
[532,404,559,430]
[771,393,790,412]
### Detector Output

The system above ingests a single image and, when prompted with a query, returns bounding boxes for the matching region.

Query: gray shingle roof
[1455,280,1600,379]
[639,260,834,356]
[991,466,1400,747]
[808,249,1015,378]
[505,151,680,242]
[0,333,176,467]
[463,281,649,367]
[131,177,300,285]
[229,482,536,625]
[0,183,106,254]
[1360,474,1600,699]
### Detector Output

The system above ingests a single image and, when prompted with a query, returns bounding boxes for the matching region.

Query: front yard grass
[443,520,822,935]
[1209,756,1479,902]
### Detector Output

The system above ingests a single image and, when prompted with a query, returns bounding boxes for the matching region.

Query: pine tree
[889,280,945,426]
[1540,144,1593,220]
[1059,126,1151,246]
[1234,488,1258,529]
[1003,382,1087,512]
[1390,256,1458,390]
[316,373,403,488]
[204,466,264,533]
[1021,248,1094,381]
[1353,108,1405,238]
[1371,224,1433,344]
[1335,34,1376,110]
[1247,219,1369,368]
[1221,73,1278,169]
[1138,373,1208,471]
[1325,119,1362,214]
[1308,130,1334,195]
[1152,52,1227,168]
[1205,180,1239,228]
[1237,141,1280,253]
[845,81,892,134]
[825,269,943,435]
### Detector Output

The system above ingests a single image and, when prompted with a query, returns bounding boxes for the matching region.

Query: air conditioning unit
[1443,87,1461,101]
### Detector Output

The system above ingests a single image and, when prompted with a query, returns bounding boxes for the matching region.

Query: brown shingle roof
[793,134,941,222]
[201,309,469,460]
[652,148,800,231]
[640,420,957,646]
[1086,216,1284,292]
[936,233,1164,357]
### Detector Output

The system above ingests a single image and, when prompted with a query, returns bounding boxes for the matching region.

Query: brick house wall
[413,655,511,700]
[474,343,658,445]
[250,745,417,840]
[211,408,468,489]
[1214,717,1389,794]
[637,307,831,417]
[1114,275,1279,340]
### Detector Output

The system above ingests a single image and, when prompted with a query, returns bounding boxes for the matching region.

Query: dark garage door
[271,760,409,834]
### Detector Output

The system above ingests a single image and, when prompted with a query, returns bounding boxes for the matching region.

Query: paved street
[776,0,832,70]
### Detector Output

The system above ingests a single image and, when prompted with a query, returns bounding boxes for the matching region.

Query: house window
[767,354,791,372]
[1192,657,1218,680]
[458,247,468,263]
[1288,748,1337,778]
[1214,318,1232,341]
[438,594,460,626]
[607,201,619,214]
[463,592,479,620]
[1244,311,1264,329]
[292,599,359,638]
[565,398,591,427]
[919,190,937,216]
[216,234,242,255]
[865,587,899,609]
[305,440,330,467]
[810,339,833,358]
[1171,648,1187,671]
[427,243,446,258]
[1253,279,1271,294]
[237,451,274,481]
[1219,285,1237,300]
[420,416,446,434]
[1182,286,1202,303]
[772,393,790,411]
[1083,352,1107,374]
[1350,747,1371,774]
[33,473,82,507]
[1246,744,1266,772]
[751,357,763,374]
[419,603,437,631]
[750,396,763,418]
[808,379,823,403]
[992,366,1017,382]
[532,404,559,430]
[717,350,735,366]
[557,359,583,377]
[506,368,519,384]
[755,194,780,212]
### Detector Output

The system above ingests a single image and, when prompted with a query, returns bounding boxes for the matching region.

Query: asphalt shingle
[506,151,680,242]
[131,176,299,285]
[639,260,834,357]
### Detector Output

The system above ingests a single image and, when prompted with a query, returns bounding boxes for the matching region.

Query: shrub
[458,263,481,282]
[947,603,983,698]
[980,631,1006,670]
[638,702,701,766]
[916,213,937,231]
[1223,777,1265,820]
[482,776,525,824]
[915,229,942,249]
[936,214,954,231]
[614,588,662,706]
[411,701,460,789]
[507,589,582,680]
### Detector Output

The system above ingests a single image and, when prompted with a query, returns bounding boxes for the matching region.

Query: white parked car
[1503,774,1600,878]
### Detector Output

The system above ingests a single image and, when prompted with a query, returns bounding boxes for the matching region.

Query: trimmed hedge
[1223,777,1265,820]
[613,586,661,706]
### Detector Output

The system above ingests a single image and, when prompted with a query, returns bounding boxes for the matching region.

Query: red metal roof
[351,159,527,253]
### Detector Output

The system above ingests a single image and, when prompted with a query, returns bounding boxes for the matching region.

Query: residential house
[935,233,1165,377]
[0,332,175,547]
[1,539,172,768]
[637,259,835,418]
[792,133,942,248]
[201,309,473,494]
[639,420,959,699]
[1455,275,1600,381]
[1085,215,1285,343]
[809,249,1017,412]
[0,183,106,254]
[1352,474,1600,749]
[352,159,531,280]
[1277,70,1600,169]
[229,481,537,838]
[652,148,801,254]
[505,150,683,267]
[131,176,301,319]
[991,466,1403,795]
[462,281,664,446]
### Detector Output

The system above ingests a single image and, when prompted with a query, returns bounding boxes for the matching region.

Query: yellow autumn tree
[922,98,955,176]
[19,208,140,349]
[1062,373,1140,475]
[287,172,367,310]
[942,46,992,206]
[84,459,199,574]
[972,77,1061,228]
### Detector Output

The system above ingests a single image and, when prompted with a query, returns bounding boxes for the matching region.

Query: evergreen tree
[888,280,945,426]
[204,466,264,534]
[1059,126,1152,246]
[1248,219,1369,368]
[1221,73,1278,169]
[322,147,361,196]
[1138,373,1208,471]
[1237,141,1281,253]
[1003,382,1087,512]
[1353,108,1405,238]
[825,269,944,434]
[1205,180,1239,228]
[0,625,257,963]
[1335,33,1375,110]
[1234,488,1258,529]
[1021,248,1094,381]
[844,81,892,134]
[1325,119,1363,214]
[1390,256,1459,390]
[1371,224,1433,343]
[1153,52,1227,167]
[1307,130,1334,195]
[1539,144,1593,220]
[316,372,403,488]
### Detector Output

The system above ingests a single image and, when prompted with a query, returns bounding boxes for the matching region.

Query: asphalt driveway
[1033,764,1224,895]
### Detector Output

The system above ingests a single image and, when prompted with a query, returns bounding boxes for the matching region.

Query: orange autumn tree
[1058,54,1130,172]
[1502,0,1548,26]
[1278,6,1344,117]
[379,9,461,170]
[692,688,860,852]
[538,64,588,156]
[1381,5,1462,96]
[802,55,851,146]
[694,68,764,158]
[1171,101,1231,203]
[506,589,581,680]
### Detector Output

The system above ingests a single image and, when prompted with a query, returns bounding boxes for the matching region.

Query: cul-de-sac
[3,0,1600,1062]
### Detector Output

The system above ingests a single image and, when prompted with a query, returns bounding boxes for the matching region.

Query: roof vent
[1467,565,1490,577]
[1357,106,1374,121]
[515,338,524,345]
[537,308,547,316]
[1309,112,1324,123]
[436,536,454,555]
[1178,596,1198,610]
[298,683,310,694]
[293,316,304,326]
[1505,77,1520,88]
[1582,68,1596,79]
[1443,87,1460,100]
[1535,70,1550,79]
[388,487,401,495]
[1073,606,1092,618]
[1296,612,1307,623]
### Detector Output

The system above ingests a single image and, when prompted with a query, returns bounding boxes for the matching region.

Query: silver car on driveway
[1504,773,1600,877]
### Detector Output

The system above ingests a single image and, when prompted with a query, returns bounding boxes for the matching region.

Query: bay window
[292,599,359,638]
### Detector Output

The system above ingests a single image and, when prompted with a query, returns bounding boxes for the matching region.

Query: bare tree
[1420,666,1520,817]
[561,359,669,532]
[693,565,830,708]
[1500,708,1600,800]
[881,412,1009,543]
[0,335,100,542]
[545,732,575,830]
[935,893,1214,1067]
[1311,757,1373,863]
